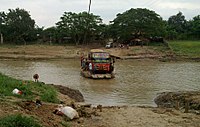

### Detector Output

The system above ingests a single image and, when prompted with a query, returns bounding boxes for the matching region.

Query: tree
[0,12,6,44]
[109,8,165,42]
[189,15,200,39]
[42,27,58,44]
[167,12,187,39]
[4,8,36,44]
[56,12,103,45]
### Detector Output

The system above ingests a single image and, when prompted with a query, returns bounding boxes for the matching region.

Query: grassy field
[0,73,59,103]
[169,40,200,58]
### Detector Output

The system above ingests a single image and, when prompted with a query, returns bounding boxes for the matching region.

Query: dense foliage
[0,8,200,45]
[108,8,165,42]
[189,15,200,39]
[0,8,38,44]
[56,11,104,45]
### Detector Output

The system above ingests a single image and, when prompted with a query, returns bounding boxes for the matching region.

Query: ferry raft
[80,49,115,79]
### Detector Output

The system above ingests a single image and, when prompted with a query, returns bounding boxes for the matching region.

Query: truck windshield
[91,52,111,63]
[92,58,110,63]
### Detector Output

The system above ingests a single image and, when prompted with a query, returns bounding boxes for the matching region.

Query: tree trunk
[23,38,26,45]
[74,34,79,46]
[49,36,52,45]
[75,38,80,46]
[0,33,3,44]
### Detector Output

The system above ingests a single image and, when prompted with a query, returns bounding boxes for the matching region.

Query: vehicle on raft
[80,49,115,79]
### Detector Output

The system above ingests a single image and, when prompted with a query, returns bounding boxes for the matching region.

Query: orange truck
[81,49,115,79]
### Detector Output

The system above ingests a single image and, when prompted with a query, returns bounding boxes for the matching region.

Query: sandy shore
[84,106,200,127]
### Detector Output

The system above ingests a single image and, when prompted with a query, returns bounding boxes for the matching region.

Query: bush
[0,114,42,127]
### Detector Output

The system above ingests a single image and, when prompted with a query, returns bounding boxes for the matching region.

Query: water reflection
[0,59,199,106]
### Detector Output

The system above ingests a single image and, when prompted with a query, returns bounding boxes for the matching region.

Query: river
[0,59,199,106]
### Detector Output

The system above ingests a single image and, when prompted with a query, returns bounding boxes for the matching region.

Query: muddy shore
[0,45,200,126]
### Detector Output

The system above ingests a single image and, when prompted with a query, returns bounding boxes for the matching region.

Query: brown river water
[0,59,199,106]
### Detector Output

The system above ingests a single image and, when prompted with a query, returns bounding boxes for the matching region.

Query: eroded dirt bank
[155,91,200,112]
[1,44,200,61]
[0,45,174,60]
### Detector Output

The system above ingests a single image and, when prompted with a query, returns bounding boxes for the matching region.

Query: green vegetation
[1,8,200,45]
[169,41,200,57]
[0,114,41,127]
[0,73,59,103]
[40,89,59,103]
[60,121,71,127]
[0,8,37,44]
[109,8,165,41]
[56,12,104,45]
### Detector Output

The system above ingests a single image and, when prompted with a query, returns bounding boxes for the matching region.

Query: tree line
[0,8,199,45]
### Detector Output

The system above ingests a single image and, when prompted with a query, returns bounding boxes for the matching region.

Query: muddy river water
[0,59,199,106]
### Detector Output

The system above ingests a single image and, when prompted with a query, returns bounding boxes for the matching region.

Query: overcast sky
[0,0,200,28]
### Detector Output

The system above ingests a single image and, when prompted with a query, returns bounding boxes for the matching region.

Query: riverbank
[0,73,200,127]
[2,97,200,127]
[0,43,200,62]
[0,44,185,60]
[0,45,81,60]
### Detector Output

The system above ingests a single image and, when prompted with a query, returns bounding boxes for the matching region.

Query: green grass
[0,114,42,127]
[0,73,59,103]
[169,40,200,58]
[40,89,59,103]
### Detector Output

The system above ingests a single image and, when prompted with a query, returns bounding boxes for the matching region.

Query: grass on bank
[169,40,200,58]
[0,114,42,127]
[0,73,59,103]
[149,42,170,52]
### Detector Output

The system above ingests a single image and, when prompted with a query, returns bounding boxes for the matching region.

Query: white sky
[0,0,200,28]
